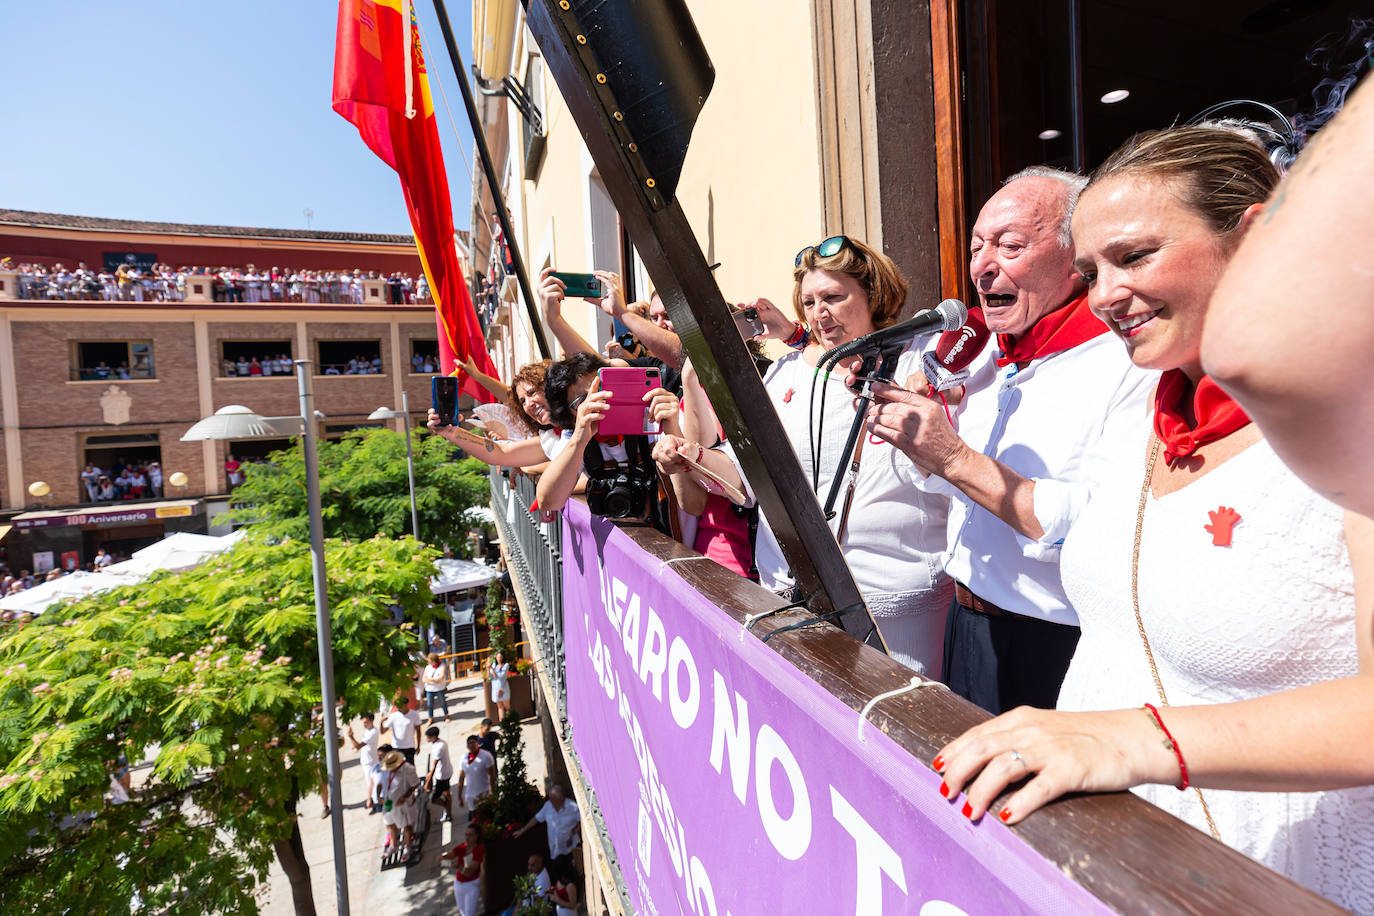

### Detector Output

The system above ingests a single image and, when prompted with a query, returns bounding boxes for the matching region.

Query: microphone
[922,306,990,391]
[819,299,967,370]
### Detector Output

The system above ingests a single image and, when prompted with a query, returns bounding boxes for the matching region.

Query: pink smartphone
[597,366,661,436]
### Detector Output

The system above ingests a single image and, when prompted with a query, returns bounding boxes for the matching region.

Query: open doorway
[82,432,162,502]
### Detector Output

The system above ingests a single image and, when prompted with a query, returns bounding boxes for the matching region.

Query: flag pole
[431,0,551,360]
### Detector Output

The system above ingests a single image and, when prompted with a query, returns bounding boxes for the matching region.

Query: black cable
[760,608,847,644]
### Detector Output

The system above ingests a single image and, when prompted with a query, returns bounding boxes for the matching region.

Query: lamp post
[181,360,350,916]
[368,390,419,540]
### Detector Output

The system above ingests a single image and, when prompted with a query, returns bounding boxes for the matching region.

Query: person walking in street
[379,750,421,856]
[438,824,485,916]
[422,652,449,723]
[345,713,381,814]
[381,695,421,764]
[423,726,455,824]
[455,734,495,816]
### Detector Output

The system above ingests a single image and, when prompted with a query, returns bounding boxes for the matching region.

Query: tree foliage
[0,534,443,914]
[225,427,490,548]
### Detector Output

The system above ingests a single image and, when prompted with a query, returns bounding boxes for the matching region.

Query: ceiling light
[1100,89,1130,104]
[1038,129,1062,140]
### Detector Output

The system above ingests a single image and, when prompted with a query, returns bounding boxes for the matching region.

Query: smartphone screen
[432,376,459,426]
[551,271,603,298]
[732,306,764,338]
[596,366,661,437]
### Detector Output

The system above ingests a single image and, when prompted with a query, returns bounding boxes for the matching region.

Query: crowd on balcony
[80,460,163,503]
[2,259,431,304]
[425,89,1374,916]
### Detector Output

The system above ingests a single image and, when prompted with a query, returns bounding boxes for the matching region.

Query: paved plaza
[256,680,549,916]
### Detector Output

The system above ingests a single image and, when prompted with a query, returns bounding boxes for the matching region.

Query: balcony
[489,467,1338,915]
[0,266,432,306]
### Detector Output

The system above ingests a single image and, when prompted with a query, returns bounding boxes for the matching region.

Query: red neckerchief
[994,291,1105,367]
[466,751,478,764]
[594,433,623,445]
[1153,370,1252,466]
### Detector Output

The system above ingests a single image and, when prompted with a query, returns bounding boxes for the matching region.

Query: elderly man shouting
[867,167,1155,714]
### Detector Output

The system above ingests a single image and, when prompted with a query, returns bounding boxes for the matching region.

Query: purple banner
[562,500,1113,916]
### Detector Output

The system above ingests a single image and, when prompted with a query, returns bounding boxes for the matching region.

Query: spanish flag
[333,0,498,402]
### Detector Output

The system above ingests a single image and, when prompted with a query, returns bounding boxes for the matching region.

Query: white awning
[430,558,499,596]
[1,529,244,615]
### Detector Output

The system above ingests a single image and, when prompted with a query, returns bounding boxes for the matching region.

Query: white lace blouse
[1057,431,1374,914]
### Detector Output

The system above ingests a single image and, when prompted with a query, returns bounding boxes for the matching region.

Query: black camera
[583,436,658,519]
[585,467,656,519]
[616,331,641,353]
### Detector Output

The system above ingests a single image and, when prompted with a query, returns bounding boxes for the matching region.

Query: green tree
[225,427,490,547]
[0,534,442,915]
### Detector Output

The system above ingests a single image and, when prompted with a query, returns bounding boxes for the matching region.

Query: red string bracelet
[1142,702,1190,790]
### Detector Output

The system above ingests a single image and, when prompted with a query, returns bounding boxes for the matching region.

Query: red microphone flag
[332,0,497,402]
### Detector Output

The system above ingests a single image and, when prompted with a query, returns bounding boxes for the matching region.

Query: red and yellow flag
[332,0,498,402]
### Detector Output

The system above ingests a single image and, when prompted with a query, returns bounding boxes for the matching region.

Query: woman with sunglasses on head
[931,126,1374,914]
[731,236,954,675]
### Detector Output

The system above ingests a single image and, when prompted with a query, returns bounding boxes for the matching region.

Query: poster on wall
[32,551,54,574]
[61,551,80,572]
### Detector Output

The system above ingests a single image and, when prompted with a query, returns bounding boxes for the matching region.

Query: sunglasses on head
[569,394,587,413]
[795,235,852,267]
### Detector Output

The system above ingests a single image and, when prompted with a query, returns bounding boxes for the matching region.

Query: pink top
[693,494,753,580]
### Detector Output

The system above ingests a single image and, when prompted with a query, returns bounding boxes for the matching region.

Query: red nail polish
[528,498,540,512]
[998,807,1012,822]
[939,782,950,798]
[961,802,973,819]
[932,755,944,771]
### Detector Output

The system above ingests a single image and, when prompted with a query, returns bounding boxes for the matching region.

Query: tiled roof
[0,209,447,247]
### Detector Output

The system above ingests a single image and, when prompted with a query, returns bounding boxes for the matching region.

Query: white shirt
[357,725,379,769]
[1057,433,1372,913]
[932,333,1156,625]
[422,663,446,692]
[723,347,950,599]
[385,708,421,749]
[536,798,582,858]
[460,749,494,797]
[426,739,453,781]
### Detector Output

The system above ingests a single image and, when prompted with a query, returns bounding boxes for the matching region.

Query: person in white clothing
[933,126,1374,916]
[422,726,454,823]
[379,750,421,854]
[662,236,953,674]
[515,784,581,867]
[865,167,1156,712]
[345,712,381,814]
[455,735,495,812]
[381,696,421,764]
[487,651,511,720]
[421,652,449,722]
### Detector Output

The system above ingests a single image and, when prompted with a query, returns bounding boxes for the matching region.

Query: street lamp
[368,391,419,540]
[181,361,350,916]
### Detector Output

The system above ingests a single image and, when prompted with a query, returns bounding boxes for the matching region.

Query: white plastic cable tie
[857,676,946,742]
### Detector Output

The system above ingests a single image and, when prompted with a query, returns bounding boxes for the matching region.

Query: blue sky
[0,1,476,236]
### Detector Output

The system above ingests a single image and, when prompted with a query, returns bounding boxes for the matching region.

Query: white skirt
[490,678,510,703]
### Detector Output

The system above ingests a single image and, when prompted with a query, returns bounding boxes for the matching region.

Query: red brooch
[1204,506,1241,546]
[783,388,794,403]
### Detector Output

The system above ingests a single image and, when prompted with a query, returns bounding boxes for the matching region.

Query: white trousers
[453,878,480,916]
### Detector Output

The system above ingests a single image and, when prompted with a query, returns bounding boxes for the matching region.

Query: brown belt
[954,583,1006,618]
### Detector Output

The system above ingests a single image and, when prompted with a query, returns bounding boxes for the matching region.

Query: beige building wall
[485,0,824,369]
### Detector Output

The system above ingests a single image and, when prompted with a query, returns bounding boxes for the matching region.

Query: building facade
[468,0,1367,376]
[0,211,459,571]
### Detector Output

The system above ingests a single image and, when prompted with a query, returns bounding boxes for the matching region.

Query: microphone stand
[822,346,903,519]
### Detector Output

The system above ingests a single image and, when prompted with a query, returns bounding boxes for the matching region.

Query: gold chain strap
[1132,435,1221,840]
